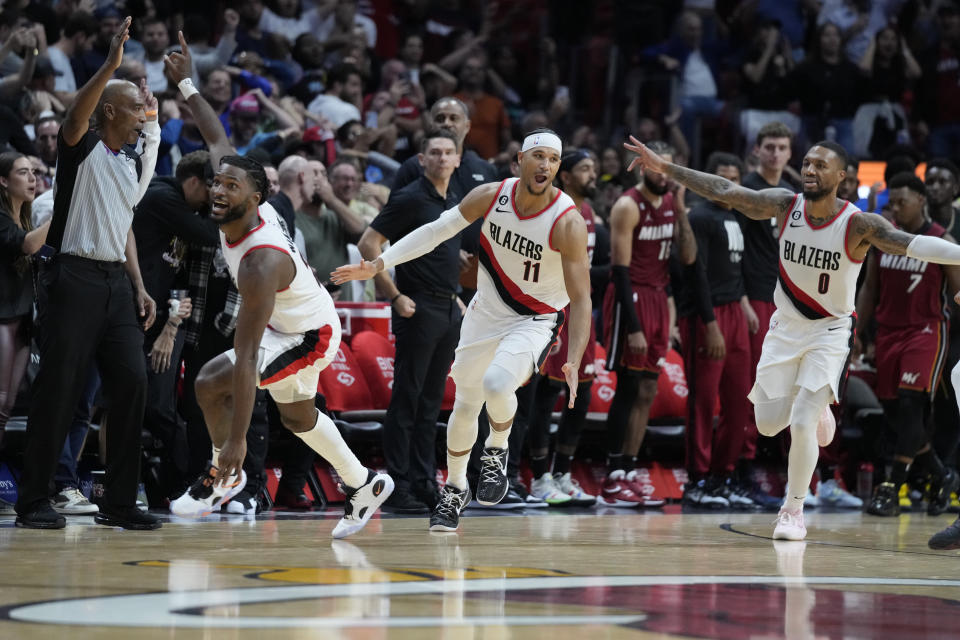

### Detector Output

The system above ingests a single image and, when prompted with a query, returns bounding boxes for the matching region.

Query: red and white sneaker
[600,469,643,507]
[816,406,836,447]
[625,469,666,507]
[773,507,807,541]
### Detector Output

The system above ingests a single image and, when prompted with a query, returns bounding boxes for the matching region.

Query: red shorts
[602,282,668,376]
[541,309,597,382]
[875,322,948,399]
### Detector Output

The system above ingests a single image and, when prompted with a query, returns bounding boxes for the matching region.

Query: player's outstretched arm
[216,250,286,484]
[331,181,501,284]
[164,31,234,167]
[555,210,591,409]
[623,135,794,221]
[851,213,960,264]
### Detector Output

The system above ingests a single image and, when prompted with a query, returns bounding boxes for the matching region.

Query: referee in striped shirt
[15,18,163,530]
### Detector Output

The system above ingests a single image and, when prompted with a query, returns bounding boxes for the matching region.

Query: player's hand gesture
[106,16,131,72]
[331,259,379,284]
[561,362,578,409]
[163,31,193,84]
[216,437,246,487]
[623,135,668,174]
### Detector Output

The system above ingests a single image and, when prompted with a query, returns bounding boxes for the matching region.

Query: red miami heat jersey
[775,194,863,320]
[624,187,675,288]
[875,221,949,330]
[582,200,597,265]
[478,178,579,316]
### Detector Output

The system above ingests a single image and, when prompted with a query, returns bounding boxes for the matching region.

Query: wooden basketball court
[1,506,958,639]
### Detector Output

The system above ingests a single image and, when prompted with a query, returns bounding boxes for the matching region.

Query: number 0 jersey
[477,178,578,316]
[221,202,337,335]
[775,194,864,321]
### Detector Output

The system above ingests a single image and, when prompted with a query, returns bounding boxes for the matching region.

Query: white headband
[521,132,562,154]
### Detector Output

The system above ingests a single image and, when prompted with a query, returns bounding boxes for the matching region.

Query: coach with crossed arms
[15,17,162,530]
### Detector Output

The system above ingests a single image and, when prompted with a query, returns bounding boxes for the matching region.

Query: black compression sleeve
[612,265,642,333]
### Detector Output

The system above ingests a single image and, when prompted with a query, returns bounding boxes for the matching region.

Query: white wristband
[178,77,199,100]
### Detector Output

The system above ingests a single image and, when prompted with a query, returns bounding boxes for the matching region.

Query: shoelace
[479,450,506,485]
[434,490,461,520]
[339,483,356,517]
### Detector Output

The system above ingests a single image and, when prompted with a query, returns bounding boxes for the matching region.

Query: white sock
[485,426,511,450]
[296,410,368,489]
[446,452,470,491]
[211,446,221,469]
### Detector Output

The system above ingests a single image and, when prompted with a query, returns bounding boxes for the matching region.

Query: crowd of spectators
[1,0,960,516]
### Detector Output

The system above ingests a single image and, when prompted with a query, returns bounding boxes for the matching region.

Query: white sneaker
[51,487,99,515]
[817,478,863,508]
[224,491,258,515]
[773,507,807,541]
[554,472,597,506]
[332,470,394,539]
[530,473,573,506]
[170,466,247,517]
[817,406,836,447]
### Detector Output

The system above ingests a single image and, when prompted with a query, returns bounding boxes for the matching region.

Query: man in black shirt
[737,122,796,509]
[392,96,497,298]
[676,153,753,510]
[357,130,463,512]
[133,150,218,499]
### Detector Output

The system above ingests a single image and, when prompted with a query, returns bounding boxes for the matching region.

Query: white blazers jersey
[477,178,578,317]
[221,202,336,335]
[775,194,864,321]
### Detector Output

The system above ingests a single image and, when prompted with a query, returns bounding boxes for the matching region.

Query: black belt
[412,289,458,301]
[53,254,125,272]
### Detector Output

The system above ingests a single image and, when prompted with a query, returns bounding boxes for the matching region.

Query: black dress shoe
[15,501,66,529]
[413,480,440,510]
[382,489,429,514]
[94,505,162,530]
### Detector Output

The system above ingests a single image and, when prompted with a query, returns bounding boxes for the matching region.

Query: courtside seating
[350,331,395,411]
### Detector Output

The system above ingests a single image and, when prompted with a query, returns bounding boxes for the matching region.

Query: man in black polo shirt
[357,129,463,512]
[17,17,162,530]
[133,150,219,499]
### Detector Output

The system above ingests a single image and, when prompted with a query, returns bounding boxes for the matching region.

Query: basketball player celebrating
[602,141,696,507]
[624,136,960,541]
[856,173,960,517]
[333,129,591,532]
[165,33,393,538]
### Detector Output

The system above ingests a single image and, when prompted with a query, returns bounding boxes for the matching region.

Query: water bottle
[857,462,874,501]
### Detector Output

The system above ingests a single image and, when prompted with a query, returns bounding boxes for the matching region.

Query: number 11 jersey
[478,178,578,317]
[624,186,675,289]
[775,194,863,321]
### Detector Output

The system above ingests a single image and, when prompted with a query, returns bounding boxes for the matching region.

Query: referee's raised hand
[106,16,131,72]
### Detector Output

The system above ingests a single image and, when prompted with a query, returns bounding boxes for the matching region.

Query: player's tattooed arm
[850,212,914,257]
[623,136,792,221]
[672,201,697,265]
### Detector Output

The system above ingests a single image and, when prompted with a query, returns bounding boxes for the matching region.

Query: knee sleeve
[483,363,522,423]
[753,385,793,437]
[789,386,833,431]
[447,385,484,452]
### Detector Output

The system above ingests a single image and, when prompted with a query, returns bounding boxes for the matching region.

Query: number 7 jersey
[477,178,579,316]
[775,194,863,321]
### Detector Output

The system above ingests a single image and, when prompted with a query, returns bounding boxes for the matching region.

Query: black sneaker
[382,489,430,514]
[223,490,260,515]
[929,517,960,550]
[511,478,546,509]
[928,469,959,516]
[94,505,162,530]
[866,482,900,517]
[15,500,66,529]
[476,447,509,505]
[430,484,471,532]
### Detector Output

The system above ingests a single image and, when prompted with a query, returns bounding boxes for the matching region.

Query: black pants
[143,327,188,496]
[383,293,461,492]
[17,256,147,511]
